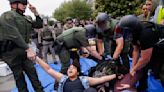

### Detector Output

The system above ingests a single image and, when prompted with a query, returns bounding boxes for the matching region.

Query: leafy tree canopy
[94,0,145,18]
[53,0,92,22]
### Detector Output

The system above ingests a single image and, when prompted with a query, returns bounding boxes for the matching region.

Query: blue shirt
[58,75,90,92]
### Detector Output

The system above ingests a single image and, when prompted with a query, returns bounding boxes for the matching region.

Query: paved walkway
[0,74,15,92]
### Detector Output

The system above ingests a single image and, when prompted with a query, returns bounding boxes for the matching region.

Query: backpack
[141,21,164,38]
[88,61,129,92]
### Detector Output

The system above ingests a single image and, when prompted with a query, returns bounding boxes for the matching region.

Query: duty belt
[70,48,78,51]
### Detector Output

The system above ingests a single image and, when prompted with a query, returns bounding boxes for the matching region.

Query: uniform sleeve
[74,29,89,47]
[1,12,29,50]
[32,15,43,28]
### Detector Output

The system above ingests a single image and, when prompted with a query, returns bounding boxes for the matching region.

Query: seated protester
[34,56,120,92]
[115,15,164,91]
[53,24,103,90]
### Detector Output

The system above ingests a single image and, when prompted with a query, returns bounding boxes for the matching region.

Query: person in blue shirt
[34,56,119,92]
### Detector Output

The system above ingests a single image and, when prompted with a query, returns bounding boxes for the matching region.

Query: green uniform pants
[58,46,80,74]
[2,48,44,92]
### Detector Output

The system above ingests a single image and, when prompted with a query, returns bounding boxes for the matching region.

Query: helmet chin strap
[16,3,24,15]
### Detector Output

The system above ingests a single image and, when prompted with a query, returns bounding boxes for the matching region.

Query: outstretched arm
[35,57,63,82]
[87,74,116,86]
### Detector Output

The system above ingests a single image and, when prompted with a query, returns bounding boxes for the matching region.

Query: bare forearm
[89,74,116,86]
[35,57,63,81]
[36,57,51,72]
[113,45,123,59]
[100,74,116,82]
[113,38,124,59]
[132,46,140,68]
[86,46,102,60]
[133,48,153,71]
[133,58,149,71]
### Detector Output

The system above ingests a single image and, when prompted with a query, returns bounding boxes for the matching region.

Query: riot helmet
[96,12,111,31]
[9,0,28,5]
[96,12,111,22]
[118,15,143,42]
[84,24,97,38]
[118,15,142,33]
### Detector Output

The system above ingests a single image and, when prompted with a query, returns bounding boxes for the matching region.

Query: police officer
[0,0,44,92]
[63,17,73,30]
[53,21,63,37]
[96,12,130,70]
[41,17,57,63]
[55,25,103,74]
[117,15,164,90]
